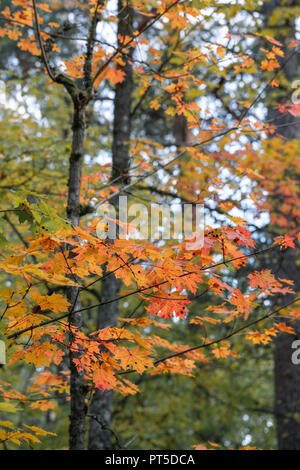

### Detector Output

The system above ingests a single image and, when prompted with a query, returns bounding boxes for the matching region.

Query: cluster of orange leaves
[0,219,297,401]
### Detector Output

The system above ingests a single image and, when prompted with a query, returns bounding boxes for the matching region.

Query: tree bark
[111,1,134,185]
[64,1,102,449]
[67,102,87,450]
[88,0,133,450]
[263,0,300,450]
[88,273,122,449]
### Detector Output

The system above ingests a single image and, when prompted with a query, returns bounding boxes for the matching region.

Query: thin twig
[153,297,300,366]
[86,413,123,449]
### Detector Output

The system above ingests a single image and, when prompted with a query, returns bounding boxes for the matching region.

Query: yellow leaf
[24,424,56,437]
[0,402,18,413]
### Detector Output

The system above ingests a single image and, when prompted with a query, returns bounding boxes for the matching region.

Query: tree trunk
[88,273,122,449]
[67,102,87,450]
[88,0,133,450]
[263,0,300,450]
[111,2,134,185]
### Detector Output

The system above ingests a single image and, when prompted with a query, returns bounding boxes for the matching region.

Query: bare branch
[32,0,56,81]
[154,297,300,366]
[84,0,102,89]
[96,126,239,207]
[86,413,123,449]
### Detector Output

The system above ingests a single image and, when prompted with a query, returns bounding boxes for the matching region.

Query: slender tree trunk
[88,0,133,450]
[263,0,300,450]
[111,6,133,186]
[88,273,122,449]
[67,102,87,450]
[64,1,101,448]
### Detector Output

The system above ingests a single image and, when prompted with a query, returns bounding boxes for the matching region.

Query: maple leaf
[246,328,277,345]
[248,269,276,291]
[230,289,254,319]
[0,420,14,430]
[216,46,226,58]
[261,59,280,71]
[208,276,234,297]
[93,362,118,391]
[29,370,64,389]
[173,272,204,294]
[23,424,56,437]
[275,323,295,335]
[147,295,190,319]
[95,66,125,87]
[17,38,40,56]
[30,291,71,314]
[212,346,231,359]
[222,226,255,249]
[0,402,18,413]
[10,342,62,368]
[273,234,295,249]
[30,400,56,411]
[114,346,153,373]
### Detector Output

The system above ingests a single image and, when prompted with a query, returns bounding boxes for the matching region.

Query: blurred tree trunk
[263,0,300,450]
[88,0,133,450]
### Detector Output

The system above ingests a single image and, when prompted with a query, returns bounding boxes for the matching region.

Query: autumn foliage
[0,0,299,450]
